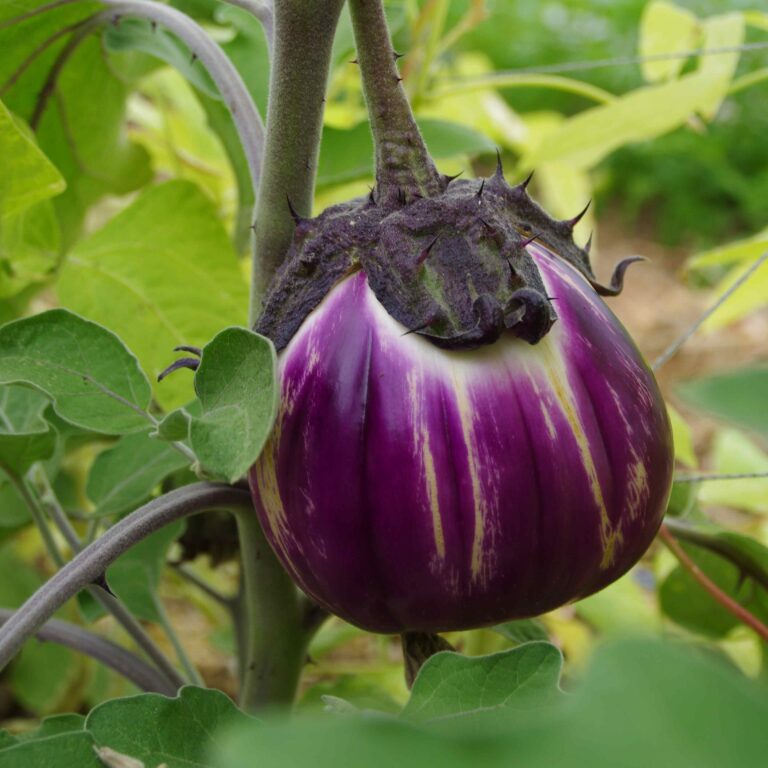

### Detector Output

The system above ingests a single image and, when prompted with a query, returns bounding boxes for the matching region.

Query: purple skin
[249,244,673,633]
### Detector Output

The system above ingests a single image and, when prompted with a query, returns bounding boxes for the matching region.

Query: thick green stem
[348,0,441,205]
[249,0,345,323]
[236,509,316,710]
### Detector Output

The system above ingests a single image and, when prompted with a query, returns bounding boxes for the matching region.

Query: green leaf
[86,431,190,517]
[0,2,152,244]
[0,384,56,475]
[317,119,495,188]
[492,619,549,645]
[189,327,277,483]
[0,481,30,529]
[667,404,696,467]
[0,544,77,714]
[15,714,86,742]
[104,19,219,99]
[523,71,738,170]
[0,309,152,434]
[58,181,248,410]
[660,542,768,638]
[696,12,744,120]
[82,521,184,624]
[688,225,768,271]
[85,686,254,768]
[0,732,100,768]
[0,98,65,218]
[639,1,700,83]
[677,367,768,442]
[0,198,61,300]
[402,643,563,722]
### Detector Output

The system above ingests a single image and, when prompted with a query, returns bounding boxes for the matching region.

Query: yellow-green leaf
[639,1,700,83]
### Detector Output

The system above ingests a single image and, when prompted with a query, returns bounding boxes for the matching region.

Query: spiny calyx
[257,162,640,352]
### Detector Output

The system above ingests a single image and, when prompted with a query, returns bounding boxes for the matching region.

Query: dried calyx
[256,154,643,352]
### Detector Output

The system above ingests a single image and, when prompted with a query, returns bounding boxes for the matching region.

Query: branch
[102,0,264,203]
[658,523,768,642]
[0,483,252,673]
[0,609,177,695]
[348,0,441,205]
[249,0,345,322]
[663,517,768,592]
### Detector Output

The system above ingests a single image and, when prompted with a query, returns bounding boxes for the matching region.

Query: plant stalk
[0,483,252,674]
[236,508,316,710]
[249,0,345,322]
[0,608,177,695]
[348,0,442,205]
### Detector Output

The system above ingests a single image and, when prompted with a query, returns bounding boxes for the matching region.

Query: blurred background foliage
[0,0,766,738]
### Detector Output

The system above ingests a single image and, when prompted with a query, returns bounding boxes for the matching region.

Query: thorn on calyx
[190,52,198,65]
[564,200,591,229]
[443,171,463,186]
[367,186,376,206]
[515,170,534,192]
[93,572,116,597]
[286,195,304,225]
[249,221,257,231]
[416,236,439,266]
[111,13,121,26]
[584,231,593,254]
[519,232,540,248]
[494,148,504,179]
[395,76,403,84]
[393,51,405,60]
[350,58,359,65]
[397,187,407,206]
[476,179,485,198]
[150,20,157,32]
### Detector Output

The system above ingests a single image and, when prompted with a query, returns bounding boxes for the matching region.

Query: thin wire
[474,41,768,77]
[652,251,768,371]
[674,471,768,484]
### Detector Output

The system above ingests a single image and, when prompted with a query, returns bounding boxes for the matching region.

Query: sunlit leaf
[698,430,768,514]
[688,226,768,271]
[696,12,744,120]
[58,181,248,410]
[667,404,696,467]
[523,71,737,170]
[639,1,700,83]
[0,99,64,218]
[188,327,278,483]
[0,310,152,434]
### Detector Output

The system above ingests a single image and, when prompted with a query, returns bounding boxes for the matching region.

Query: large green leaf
[677,367,768,441]
[215,638,768,768]
[0,310,152,434]
[402,643,562,722]
[85,686,253,768]
[187,326,278,483]
[58,181,248,410]
[0,384,56,475]
[86,431,190,517]
[0,732,100,768]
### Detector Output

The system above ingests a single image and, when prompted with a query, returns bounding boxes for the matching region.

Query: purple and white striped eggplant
[249,169,673,633]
